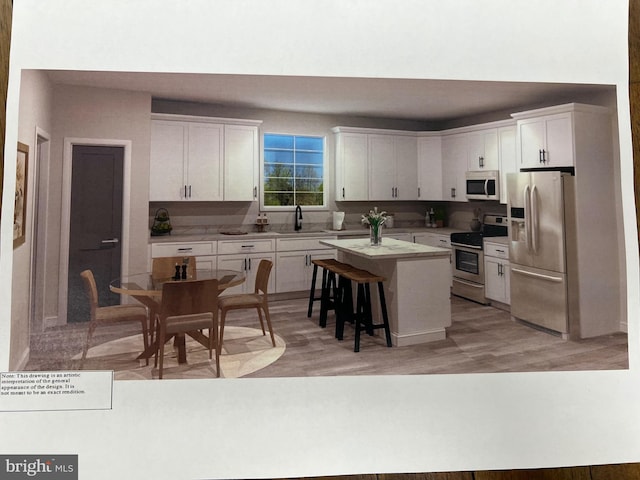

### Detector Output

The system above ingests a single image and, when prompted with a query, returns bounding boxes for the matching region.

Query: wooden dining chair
[80,269,149,365]
[217,259,276,357]
[155,278,219,379]
[151,256,195,281]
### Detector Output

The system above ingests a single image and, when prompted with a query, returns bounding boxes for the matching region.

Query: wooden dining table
[109,269,245,364]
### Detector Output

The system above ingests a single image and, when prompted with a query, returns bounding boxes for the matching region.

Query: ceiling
[43,70,614,124]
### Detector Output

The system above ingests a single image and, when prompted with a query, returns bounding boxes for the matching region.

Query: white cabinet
[484,241,510,305]
[368,134,417,200]
[498,125,517,205]
[333,127,417,201]
[275,236,337,293]
[150,114,261,202]
[514,112,574,169]
[150,120,223,201]
[150,241,218,271]
[413,232,452,286]
[334,130,369,201]
[441,134,468,202]
[217,238,276,295]
[417,135,442,200]
[224,124,259,201]
[467,128,498,171]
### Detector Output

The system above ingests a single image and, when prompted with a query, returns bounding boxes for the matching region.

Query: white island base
[319,238,452,346]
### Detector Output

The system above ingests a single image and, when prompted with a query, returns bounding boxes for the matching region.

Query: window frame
[260,132,328,211]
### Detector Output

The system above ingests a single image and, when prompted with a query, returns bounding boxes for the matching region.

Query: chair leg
[139,318,149,366]
[81,322,97,363]
[307,263,319,317]
[377,282,392,348]
[158,328,166,380]
[261,305,276,347]
[256,307,266,334]
[218,310,227,360]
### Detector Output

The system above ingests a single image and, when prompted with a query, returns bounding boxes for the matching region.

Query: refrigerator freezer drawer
[510,264,568,334]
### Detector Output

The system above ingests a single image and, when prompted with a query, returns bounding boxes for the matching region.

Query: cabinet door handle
[189,185,192,198]
[479,156,484,168]
[342,187,345,198]
[184,185,187,198]
[254,186,258,198]
[542,149,547,163]
[243,258,247,271]
[451,187,456,198]
[248,258,252,270]
[177,247,193,252]
[418,187,421,198]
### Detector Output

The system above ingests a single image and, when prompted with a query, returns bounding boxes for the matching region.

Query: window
[263,133,325,207]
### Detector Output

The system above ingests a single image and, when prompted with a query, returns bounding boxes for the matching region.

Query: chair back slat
[254,259,273,295]
[160,279,219,320]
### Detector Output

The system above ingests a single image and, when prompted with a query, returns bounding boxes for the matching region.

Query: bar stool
[335,267,392,352]
[308,258,349,325]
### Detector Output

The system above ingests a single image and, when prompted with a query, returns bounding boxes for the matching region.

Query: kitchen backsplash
[149,200,506,235]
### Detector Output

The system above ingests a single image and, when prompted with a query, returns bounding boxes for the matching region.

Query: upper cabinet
[466,128,498,171]
[514,112,573,169]
[333,127,417,201]
[333,129,369,201]
[150,119,223,201]
[150,114,262,202]
[417,134,442,200]
[224,124,260,201]
[441,133,468,202]
[368,133,417,200]
[497,125,517,204]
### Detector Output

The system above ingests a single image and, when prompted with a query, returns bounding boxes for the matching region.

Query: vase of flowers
[362,207,387,246]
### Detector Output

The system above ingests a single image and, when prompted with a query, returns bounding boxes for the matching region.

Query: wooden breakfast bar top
[320,237,452,347]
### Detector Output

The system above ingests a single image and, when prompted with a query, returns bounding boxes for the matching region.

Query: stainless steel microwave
[465,170,500,200]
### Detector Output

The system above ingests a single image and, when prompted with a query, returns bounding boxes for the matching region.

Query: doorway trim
[31,127,52,331]
[58,138,132,326]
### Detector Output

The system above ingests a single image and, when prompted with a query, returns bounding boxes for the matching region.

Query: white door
[338,132,368,200]
[417,136,442,200]
[544,114,574,167]
[188,123,223,201]
[394,135,418,200]
[150,121,185,201]
[518,117,546,168]
[275,251,307,293]
[225,124,259,201]
[368,134,395,200]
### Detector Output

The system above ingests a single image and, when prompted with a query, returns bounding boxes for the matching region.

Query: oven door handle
[451,242,483,250]
[453,277,484,289]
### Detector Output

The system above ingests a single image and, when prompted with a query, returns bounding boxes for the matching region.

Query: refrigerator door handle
[524,184,531,252]
[512,267,563,283]
[531,184,539,254]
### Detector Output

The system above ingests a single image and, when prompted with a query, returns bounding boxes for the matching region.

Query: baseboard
[392,328,447,347]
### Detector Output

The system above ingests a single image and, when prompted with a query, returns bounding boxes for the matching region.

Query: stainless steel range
[450,214,508,304]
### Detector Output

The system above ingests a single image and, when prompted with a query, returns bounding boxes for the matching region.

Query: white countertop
[319,237,451,260]
[149,227,464,244]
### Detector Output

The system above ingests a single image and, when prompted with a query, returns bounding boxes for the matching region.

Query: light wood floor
[24,295,628,375]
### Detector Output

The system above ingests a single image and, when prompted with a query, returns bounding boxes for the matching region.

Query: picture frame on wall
[13,141,28,248]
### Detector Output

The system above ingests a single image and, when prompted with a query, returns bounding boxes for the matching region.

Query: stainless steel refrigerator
[507,170,575,336]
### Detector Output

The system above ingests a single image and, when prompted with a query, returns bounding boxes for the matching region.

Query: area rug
[73,326,286,380]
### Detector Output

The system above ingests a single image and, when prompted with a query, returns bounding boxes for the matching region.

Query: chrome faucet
[294,205,303,231]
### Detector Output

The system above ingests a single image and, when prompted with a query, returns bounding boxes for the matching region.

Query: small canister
[386,214,394,229]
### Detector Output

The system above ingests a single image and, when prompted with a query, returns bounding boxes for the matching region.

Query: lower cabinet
[150,241,218,271]
[217,238,276,295]
[275,237,337,294]
[484,242,510,305]
[217,252,276,295]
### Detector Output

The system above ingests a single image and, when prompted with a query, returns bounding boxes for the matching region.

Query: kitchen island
[319,237,452,346]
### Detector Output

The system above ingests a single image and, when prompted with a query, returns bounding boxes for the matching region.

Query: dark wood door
[67,145,124,323]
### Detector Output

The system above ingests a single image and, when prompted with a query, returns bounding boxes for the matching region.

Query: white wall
[8,70,53,369]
